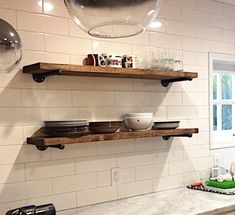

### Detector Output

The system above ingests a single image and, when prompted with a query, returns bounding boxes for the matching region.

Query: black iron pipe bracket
[161,77,193,87]
[162,133,193,141]
[32,69,62,83]
[36,144,65,151]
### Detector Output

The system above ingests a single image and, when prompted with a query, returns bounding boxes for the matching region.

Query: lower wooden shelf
[27,128,199,151]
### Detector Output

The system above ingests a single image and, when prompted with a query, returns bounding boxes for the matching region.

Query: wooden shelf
[23,62,198,87]
[27,128,199,151]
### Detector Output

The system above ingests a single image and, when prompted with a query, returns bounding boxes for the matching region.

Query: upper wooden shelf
[23,62,198,87]
[27,128,199,151]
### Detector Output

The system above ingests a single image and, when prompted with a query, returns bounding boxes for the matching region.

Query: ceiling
[215,0,235,5]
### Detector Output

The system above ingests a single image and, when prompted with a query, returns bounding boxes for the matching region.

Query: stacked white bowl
[124,113,153,131]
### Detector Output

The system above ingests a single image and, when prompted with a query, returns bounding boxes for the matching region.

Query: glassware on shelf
[174,51,184,72]
[142,49,184,71]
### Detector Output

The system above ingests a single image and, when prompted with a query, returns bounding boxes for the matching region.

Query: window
[210,53,235,149]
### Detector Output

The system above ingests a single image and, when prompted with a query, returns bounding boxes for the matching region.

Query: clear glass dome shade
[0,19,22,73]
[64,0,163,38]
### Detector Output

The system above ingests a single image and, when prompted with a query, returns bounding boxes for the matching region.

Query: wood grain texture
[23,62,198,80]
[27,128,199,146]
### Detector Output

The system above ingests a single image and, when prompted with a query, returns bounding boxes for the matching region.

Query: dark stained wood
[27,128,199,146]
[23,62,198,80]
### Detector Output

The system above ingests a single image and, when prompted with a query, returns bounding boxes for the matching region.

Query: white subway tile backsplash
[0,126,23,145]
[47,76,93,90]
[120,167,135,183]
[150,32,181,49]
[153,148,184,163]
[26,159,75,180]
[0,164,25,184]
[151,92,183,106]
[222,4,235,19]
[0,88,21,107]
[1,0,235,211]
[115,92,151,107]
[92,40,132,55]
[77,186,118,207]
[93,77,132,91]
[134,137,168,152]
[182,8,210,25]
[21,50,70,66]
[210,14,235,31]
[196,25,223,41]
[48,107,93,121]
[223,29,235,43]
[182,92,208,105]
[15,145,51,163]
[52,173,97,194]
[196,0,222,15]
[97,140,134,156]
[159,4,182,20]
[97,171,112,187]
[22,89,72,107]
[0,179,52,202]
[165,0,196,8]
[210,41,235,54]
[168,106,197,120]
[0,145,24,165]
[19,31,45,51]
[43,0,70,18]
[45,34,92,55]
[0,8,16,27]
[117,153,152,168]
[0,0,42,13]
[51,143,97,160]
[75,156,116,174]
[153,174,184,192]
[182,37,210,52]
[166,20,196,37]
[118,180,152,199]
[136,163,168,180]
[73,91,115,107]
[17,12,68,35]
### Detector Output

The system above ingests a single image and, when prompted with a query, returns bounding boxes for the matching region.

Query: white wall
[0,0,235,213]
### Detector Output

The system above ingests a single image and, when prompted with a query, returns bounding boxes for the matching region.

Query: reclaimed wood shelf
[27,128,199,151]
[23,62,198,87]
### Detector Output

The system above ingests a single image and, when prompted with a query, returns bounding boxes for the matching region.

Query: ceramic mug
[108,54,122,68]
[98,53,109,67]
[122,55,141,68]
[87,54,99,66]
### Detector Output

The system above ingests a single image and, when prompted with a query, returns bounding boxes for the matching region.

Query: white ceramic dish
[124,116,153,131]
[152,121,180,130]
[125,113,153,118]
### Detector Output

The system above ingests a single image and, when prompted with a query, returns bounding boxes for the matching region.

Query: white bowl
[125,113,153,118]
[124,116,153,131]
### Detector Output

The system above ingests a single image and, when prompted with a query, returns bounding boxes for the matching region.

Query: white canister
[211,167,221,178]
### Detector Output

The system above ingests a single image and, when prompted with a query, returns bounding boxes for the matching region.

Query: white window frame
[209,53,235,149]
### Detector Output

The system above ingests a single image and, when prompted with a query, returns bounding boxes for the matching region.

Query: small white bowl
[124,116,153,131]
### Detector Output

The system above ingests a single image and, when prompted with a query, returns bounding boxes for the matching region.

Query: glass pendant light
[0,19,22,73]
[64,0,163,38]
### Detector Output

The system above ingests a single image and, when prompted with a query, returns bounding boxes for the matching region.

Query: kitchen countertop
[57,188,235,215]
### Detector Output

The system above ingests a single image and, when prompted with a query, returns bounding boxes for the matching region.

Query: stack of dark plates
[89,121,122,134]
[43,120,89,137]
